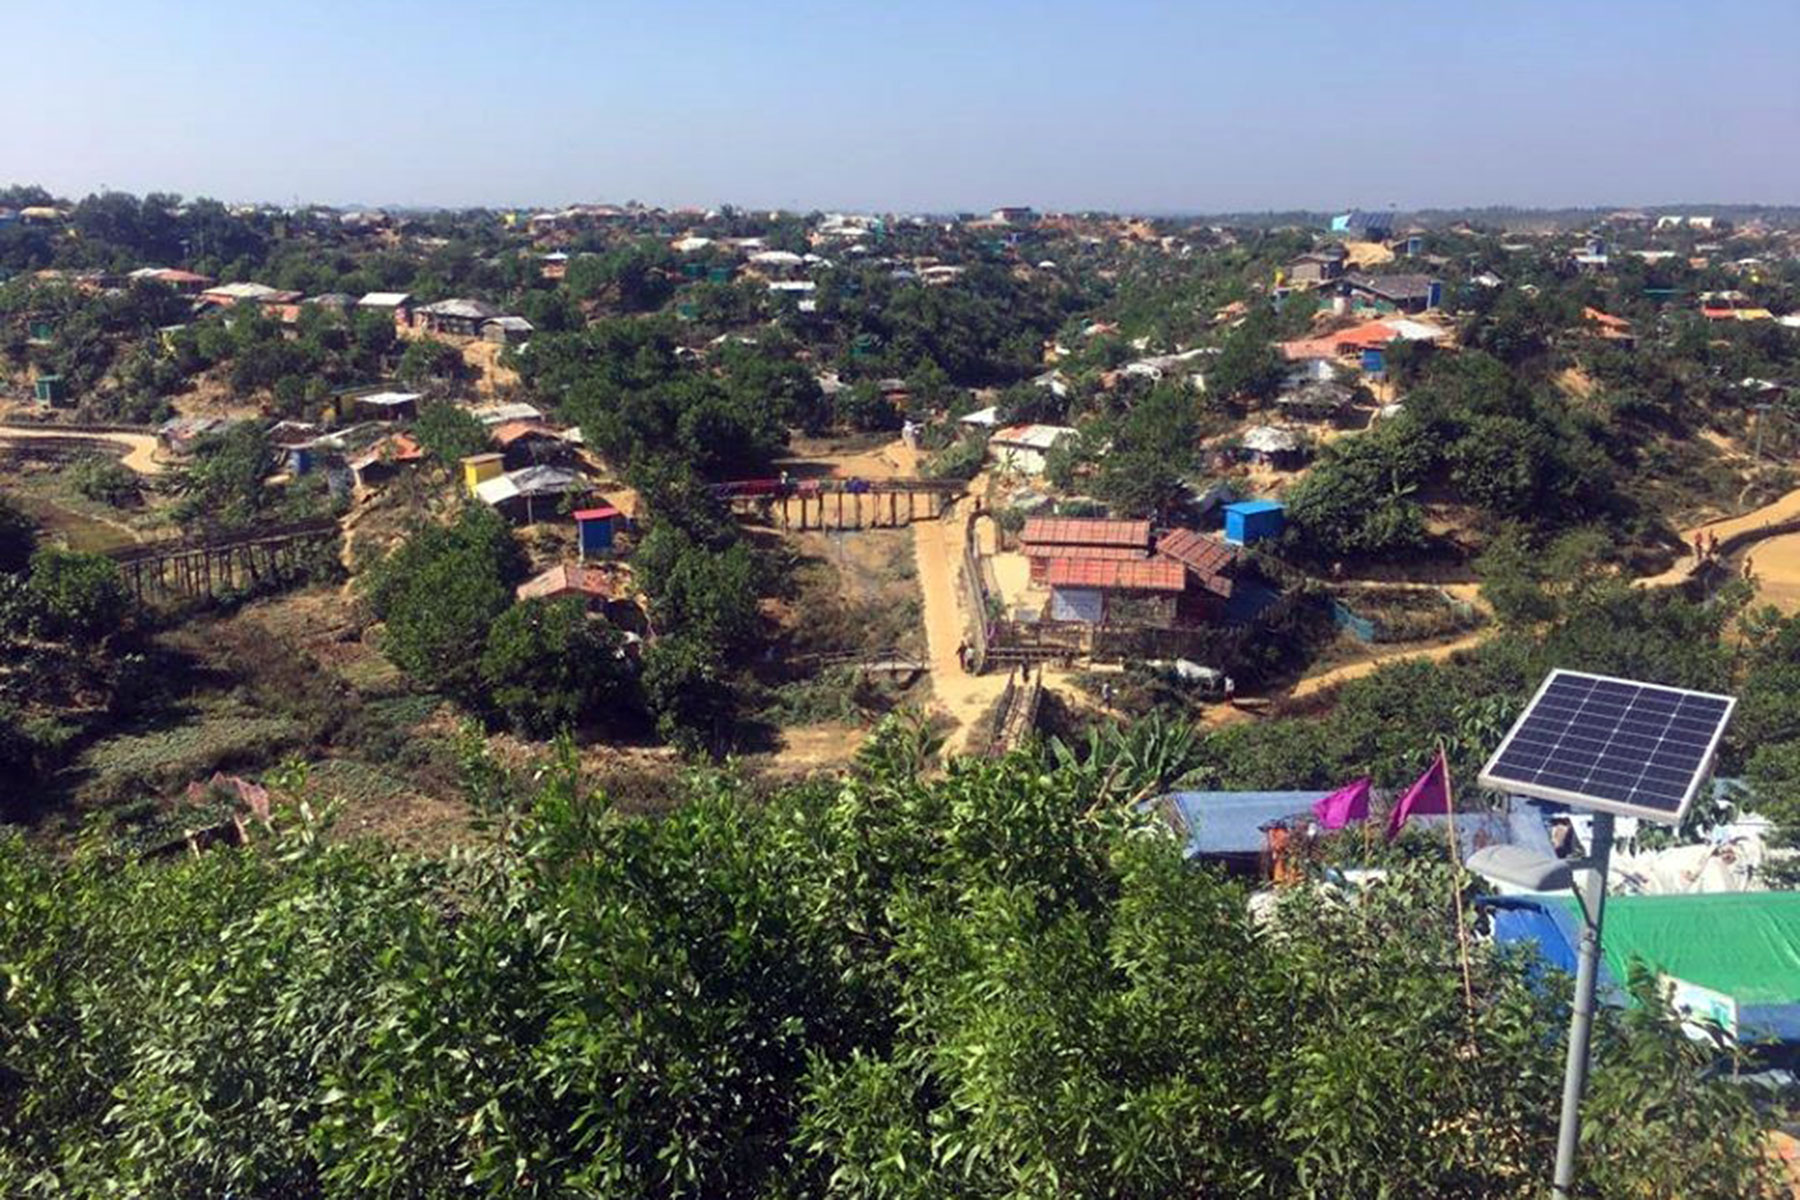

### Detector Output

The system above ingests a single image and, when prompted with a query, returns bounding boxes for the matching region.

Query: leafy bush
[0,734,1779,1197]
[67,455,140,506]
[26,548,131,641]
[0,492,36,573]
[479,596,634,737]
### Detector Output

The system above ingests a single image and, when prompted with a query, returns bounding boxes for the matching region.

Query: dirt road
[0,425,164,475]
[1636,484,1800,604]
[912,498,1007,754]
[1289,627,1491,699]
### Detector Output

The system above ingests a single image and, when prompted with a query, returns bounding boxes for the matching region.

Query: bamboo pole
[1439,741,1479,1048]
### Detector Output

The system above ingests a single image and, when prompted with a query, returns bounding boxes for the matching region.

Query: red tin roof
[1020,517,1152,549]
[1044,557,1186,592]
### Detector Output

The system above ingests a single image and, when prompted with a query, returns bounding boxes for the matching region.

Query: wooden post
[1439,742,1479,1048]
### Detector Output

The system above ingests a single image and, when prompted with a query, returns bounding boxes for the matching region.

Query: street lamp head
[1467,844,1576,893]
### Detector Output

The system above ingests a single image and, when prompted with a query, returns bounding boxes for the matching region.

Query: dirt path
[1289,627,1491,699]
[1636,484,1800,591]
[0,425,165,475]
[912,498,1007,754]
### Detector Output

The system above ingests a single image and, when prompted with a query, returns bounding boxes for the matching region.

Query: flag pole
[1439,741,1478,1047]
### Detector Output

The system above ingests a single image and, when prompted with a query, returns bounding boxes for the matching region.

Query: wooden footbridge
[983,665,1045,757]
[715,478,965,531]
[106,517,339,603]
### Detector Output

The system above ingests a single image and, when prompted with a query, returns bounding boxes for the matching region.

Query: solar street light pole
[1551,811,1616,1200]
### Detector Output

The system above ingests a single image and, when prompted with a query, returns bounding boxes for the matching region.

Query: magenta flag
[1385,751,1451,841]
[1312,778,1372,830]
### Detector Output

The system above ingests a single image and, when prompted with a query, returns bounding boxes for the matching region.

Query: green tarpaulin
[1555,892,1800,1007]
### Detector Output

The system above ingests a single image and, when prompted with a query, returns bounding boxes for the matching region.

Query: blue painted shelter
[575,505,622,558]
[1360,346,1387,375]
[1151,789,1542,872]
[1223,500,1285,546]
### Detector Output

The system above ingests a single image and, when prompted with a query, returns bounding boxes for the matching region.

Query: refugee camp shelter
[1342,273,1443,313]
[348,432,424,488]
[474,465,589,525]
[1223,500,1285,545]
[414,298,501,337]
[353,390,422,422]
[461,452,505,496]
[1481,892,1800,1047]
[988,423,1077,475]
[1044,557,1186,626]
[574,505,623,557]
[1155,789,1532,879]
[1020,517,1151,582]
[1155,527,1238,617]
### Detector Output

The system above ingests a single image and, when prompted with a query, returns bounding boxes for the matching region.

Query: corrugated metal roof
[1344,273,1439,302]
[1044,557,1185,592]
[417,298,501,320]
[489,419,561,446]
[1026,544,1148,563]
[515,563,615,602]
[990,424,1077,451]
[1021,517,1151,548]
[1154,528,1237,597]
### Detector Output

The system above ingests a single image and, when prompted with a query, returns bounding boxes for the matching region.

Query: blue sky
[5,0,1796,212]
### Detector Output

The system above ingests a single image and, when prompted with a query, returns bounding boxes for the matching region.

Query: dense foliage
[0,725,1780,1198]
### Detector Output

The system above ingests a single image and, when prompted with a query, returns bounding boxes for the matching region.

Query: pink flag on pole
[1385,750,1451,841]
[1312,777,1372,830]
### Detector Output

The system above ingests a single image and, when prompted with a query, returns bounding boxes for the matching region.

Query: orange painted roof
[1330,321,1400,350]
[1044,556,1186,592]
[1582,306,1630,329]
[349,432,424,469]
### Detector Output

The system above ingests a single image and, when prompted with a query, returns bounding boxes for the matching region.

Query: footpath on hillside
[0,424,165,474]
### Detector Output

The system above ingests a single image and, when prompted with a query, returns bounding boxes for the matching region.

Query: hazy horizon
[6,0,1796,215]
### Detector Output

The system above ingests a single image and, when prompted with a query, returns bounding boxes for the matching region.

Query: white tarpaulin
[1050,587,1104,624]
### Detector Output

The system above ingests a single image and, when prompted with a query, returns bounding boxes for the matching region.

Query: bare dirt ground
[1343,241,1396,267]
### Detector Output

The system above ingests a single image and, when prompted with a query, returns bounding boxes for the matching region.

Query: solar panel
[1477,670,1735,824]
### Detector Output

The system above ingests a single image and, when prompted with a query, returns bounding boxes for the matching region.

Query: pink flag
[1385,751,1451,841]
[1312,777,1371,830]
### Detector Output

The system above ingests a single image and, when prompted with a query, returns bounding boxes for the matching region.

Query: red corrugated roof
[490,419,561,446]
[573,506,620,521]
[1155,528,1237,598]
[1331,321,1399,350]
[1020,517,1152,548]
[1025,544,1147,562]
[1044,557,1186,592]
[515,563,614,602]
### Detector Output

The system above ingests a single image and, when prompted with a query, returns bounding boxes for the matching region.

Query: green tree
[363,506,524,701]
[26,548,131,640]
[479,597,633,737]
[0,492,37,574]
[397,336,467,388]
[412,401,491,466]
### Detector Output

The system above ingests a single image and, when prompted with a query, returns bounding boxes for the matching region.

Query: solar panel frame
[1477,669,1735,824]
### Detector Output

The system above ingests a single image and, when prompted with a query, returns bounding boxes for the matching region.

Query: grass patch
[74,712,307,806]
